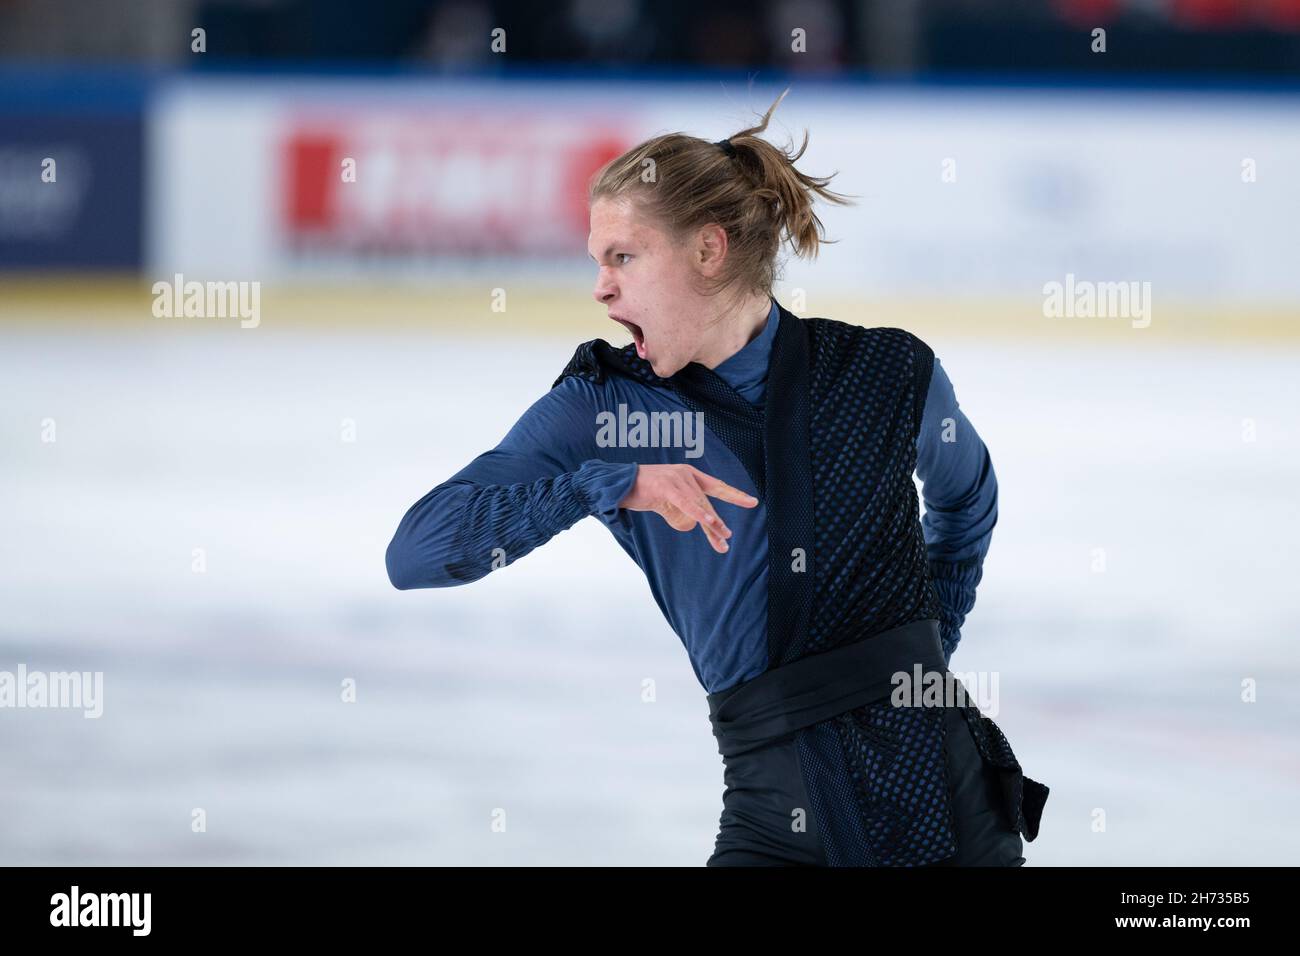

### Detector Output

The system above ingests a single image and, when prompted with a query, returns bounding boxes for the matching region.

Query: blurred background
[1,0,1298,866]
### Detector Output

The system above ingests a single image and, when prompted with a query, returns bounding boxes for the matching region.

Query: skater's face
[588,197,730,378]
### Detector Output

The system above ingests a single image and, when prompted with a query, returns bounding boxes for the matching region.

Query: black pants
[707,704,1026,867]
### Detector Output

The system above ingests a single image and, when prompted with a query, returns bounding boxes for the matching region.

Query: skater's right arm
[385,378,637,590]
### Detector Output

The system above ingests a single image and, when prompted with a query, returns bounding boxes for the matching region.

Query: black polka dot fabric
[832,700,958,866]
[803,320,943,658]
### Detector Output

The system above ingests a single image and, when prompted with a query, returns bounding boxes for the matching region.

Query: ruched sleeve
[914,356,999,662]
[385,377,638,589]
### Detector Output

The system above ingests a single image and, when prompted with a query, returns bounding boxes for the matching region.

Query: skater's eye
[615,253,633,265]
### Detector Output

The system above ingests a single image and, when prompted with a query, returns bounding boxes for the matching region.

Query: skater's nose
[592,269,617,304]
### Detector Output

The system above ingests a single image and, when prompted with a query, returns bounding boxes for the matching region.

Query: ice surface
[1,320,1297,865]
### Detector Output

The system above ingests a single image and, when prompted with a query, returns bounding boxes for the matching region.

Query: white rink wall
[148,77,1300,305]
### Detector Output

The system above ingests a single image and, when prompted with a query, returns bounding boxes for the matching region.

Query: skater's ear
[692,222,730,279]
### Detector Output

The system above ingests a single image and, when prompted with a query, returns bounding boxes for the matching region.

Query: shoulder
[803,315,928,349]
[542,340,660,423]
[803,317,934,372]
[551,338,608,389]
[551,337,666,391]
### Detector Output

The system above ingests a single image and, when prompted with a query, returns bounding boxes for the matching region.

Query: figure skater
[386,88,1048,866]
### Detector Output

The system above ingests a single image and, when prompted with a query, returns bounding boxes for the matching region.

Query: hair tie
[714,138,737,158]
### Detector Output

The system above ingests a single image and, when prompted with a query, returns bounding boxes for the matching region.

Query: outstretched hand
[618,464,758,553]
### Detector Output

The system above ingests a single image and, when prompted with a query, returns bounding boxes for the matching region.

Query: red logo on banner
[281,112,628,257]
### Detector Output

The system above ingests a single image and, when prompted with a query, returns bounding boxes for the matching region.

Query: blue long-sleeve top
[386,298,997,692]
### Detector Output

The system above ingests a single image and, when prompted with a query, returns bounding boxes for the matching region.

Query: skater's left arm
[384,378,637,590]
[914,355,999,663]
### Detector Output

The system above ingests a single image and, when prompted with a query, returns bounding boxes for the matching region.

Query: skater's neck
[703,297,779,407]
[692,292,776,371]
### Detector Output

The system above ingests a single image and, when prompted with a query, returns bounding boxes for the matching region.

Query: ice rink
[2,295,1298,865]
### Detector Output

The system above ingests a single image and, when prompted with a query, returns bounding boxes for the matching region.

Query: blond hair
[588,87,855,299]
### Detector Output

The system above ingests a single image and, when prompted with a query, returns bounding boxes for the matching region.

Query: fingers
[660,503,697,534]
[674,476,733,554]
[650,466,759,555]
[659,491,728,553]
[693,504,730,553]
[687,466,760,508]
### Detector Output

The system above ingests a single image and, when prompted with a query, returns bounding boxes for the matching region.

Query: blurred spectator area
[0,0,1298,76]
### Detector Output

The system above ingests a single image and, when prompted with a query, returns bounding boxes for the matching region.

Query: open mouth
[610,316,648,360]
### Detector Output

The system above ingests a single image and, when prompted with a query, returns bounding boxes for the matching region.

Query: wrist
[574,460,639,523]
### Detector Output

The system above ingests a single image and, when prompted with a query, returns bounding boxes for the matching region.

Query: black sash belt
[706,619,946,758]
